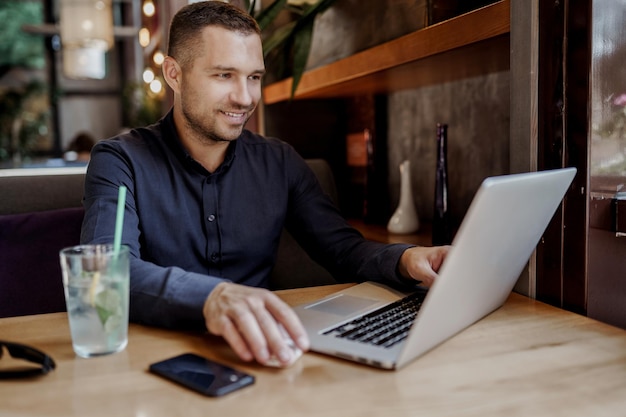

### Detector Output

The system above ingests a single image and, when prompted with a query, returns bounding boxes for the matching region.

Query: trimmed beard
[180,106,247,144]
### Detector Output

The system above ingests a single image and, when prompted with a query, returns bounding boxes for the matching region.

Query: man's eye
[217,73,231,79]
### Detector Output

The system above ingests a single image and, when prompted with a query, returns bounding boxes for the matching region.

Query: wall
[306,0,429,71]
[387,72,510,229]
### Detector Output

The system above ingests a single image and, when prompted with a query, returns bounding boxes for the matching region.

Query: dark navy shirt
[81,110,412,329]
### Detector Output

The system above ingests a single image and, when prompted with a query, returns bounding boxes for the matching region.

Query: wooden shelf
[263,0,510,104]
[348,219,433,247]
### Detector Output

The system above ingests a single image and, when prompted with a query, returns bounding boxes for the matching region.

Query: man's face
[178,26,265,143]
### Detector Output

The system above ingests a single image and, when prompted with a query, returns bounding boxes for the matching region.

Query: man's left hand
[398,245,450,287]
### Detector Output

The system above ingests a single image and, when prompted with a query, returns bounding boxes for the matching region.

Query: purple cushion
[0,207,84,318]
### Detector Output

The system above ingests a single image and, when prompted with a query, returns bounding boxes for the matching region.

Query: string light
[142,0,155,17]
[142,68,155,83]
[139,28,150,47]
[152,51,164,66]
[137,0,164,109]
[149,79,163,94]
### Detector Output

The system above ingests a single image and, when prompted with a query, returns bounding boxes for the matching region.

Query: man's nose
[230,78,253,106]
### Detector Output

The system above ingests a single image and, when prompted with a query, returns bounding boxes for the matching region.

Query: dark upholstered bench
[0,160,339,318]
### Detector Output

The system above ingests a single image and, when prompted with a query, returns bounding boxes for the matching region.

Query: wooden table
[2,284,626,416]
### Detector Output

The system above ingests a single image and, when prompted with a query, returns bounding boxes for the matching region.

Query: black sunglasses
[0,340,56,379]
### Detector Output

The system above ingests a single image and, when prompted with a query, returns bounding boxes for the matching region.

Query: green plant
[0,1,45,76]
[245,0,337,98]
[0,80,50,163]
[0,1,49,163]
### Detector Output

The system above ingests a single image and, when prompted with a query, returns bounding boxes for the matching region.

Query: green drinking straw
[113,185,127,256]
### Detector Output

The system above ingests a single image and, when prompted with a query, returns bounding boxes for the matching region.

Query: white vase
[387,159,420,234]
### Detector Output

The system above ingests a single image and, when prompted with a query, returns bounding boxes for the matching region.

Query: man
[81,1,449,367]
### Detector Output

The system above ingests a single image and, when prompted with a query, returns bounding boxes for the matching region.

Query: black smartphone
[149,353,255,397]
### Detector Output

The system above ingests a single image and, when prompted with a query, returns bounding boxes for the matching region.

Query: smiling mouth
[222,110,248,122]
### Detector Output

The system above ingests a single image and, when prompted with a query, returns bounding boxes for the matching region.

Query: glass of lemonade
[60,244,130,358]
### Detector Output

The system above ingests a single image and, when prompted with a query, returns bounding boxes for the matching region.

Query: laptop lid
[395,167,577,368]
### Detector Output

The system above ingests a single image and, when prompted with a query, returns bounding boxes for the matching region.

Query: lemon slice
[88,271,101,307]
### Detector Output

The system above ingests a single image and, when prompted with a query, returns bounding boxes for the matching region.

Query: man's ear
[162,56,182,93]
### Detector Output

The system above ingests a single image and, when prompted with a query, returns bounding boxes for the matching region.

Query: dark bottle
[432,123,452,245]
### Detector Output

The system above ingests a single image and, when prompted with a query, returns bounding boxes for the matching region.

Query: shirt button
[210,253,219,262]
[207,214,216,222]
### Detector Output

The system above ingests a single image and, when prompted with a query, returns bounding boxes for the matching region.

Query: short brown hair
[167,1,260,68]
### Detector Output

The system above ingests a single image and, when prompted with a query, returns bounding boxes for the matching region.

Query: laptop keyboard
[322,291,425,349]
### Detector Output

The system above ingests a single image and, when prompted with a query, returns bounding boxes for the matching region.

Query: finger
[252,308,294,365]
[203,283,306,365]
[418,269,437,287]
[203,283,269,363]
[230,308,272,364]
[238,295,305,366]
[219,316,255,362]
[231,289,303,365]
[420,246,450,286]
[429,245,450,271]
[236,292,304,366]
[264,293,310,351]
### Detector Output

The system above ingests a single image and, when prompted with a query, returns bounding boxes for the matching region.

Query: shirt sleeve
[283,152,414,288]
[80,140,227,330]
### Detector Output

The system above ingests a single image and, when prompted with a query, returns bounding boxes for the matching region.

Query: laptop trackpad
[306,295,378,317]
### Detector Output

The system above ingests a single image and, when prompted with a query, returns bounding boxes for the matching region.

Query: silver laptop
[294,168,577,370]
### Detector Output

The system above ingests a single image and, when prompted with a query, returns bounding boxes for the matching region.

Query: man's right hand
[203,282,310,367]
